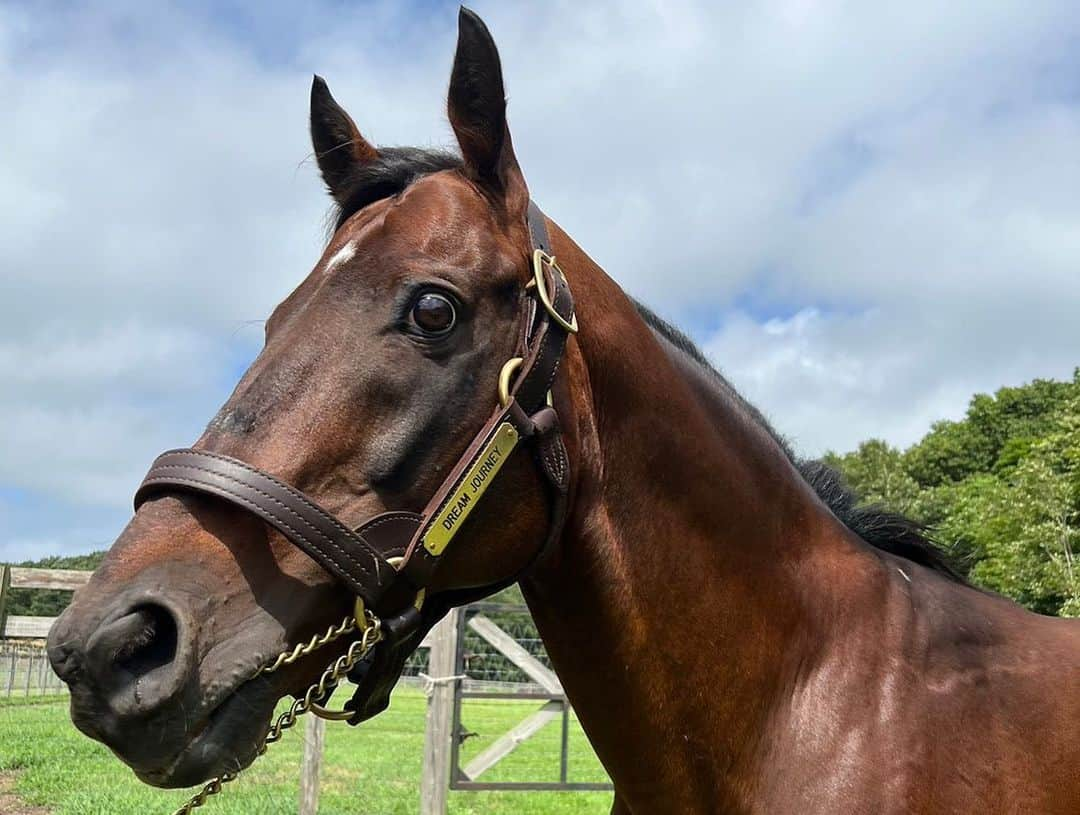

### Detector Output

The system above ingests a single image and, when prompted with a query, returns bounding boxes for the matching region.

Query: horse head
[46,9,576,788]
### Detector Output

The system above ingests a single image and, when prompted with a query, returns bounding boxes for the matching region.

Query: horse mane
[324,147,962,583]
[633,303,964,582]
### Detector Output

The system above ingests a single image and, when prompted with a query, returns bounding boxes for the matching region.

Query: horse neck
[520,228,879,808]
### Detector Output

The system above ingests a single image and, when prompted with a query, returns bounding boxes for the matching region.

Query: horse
[47,8,1080,814]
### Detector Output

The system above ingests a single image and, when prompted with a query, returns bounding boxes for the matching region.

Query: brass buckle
[498,357,524,407]
[352,596,371,633]
[498,356,554,408]
[532,250,578,334]
[309,692,355,721]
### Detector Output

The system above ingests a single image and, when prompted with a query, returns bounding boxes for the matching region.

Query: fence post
[5,647,14,697]
[0,565,10,639]
[298,715,325,815]
[420,608,461,815]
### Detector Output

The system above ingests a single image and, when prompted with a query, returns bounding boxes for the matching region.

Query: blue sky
[3,0,1080,561]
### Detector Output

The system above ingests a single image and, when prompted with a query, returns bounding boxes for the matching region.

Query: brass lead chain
[253,615,358,677]
[169,772,238,815]
[171,612,382,815]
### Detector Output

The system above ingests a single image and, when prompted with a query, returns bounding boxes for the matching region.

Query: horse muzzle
[46,576,279,787]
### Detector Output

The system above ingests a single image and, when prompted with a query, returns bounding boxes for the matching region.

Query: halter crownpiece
[133,200,576,715]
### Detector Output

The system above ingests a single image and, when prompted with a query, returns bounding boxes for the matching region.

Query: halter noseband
[132,201,576,691]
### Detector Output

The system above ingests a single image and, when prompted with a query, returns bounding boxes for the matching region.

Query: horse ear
[448,8,528,213]
[310,75,379,204]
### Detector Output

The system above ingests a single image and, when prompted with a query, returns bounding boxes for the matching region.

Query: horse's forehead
[333,173,497,261]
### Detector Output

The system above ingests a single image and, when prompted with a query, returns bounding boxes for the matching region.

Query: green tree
[829,370,1080,617]
[904,417,994,488]
[904,378,1072,488]
[822,439,921,514]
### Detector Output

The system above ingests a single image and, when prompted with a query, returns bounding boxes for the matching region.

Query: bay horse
[47,8,1080,814]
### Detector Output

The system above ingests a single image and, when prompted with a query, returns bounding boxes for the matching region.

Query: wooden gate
[447,602,611,793]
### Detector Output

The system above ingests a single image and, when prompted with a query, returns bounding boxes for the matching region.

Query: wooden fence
[1,641,67,697]
[0,565,90,641]
[0,565,90,698]
[297,607,605,814]
[0,564,449,814]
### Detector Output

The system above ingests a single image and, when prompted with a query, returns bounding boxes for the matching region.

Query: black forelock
[329,147,463,232]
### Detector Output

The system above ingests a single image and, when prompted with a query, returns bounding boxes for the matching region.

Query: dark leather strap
[527,200,552,254]
[133,200,576,616]
[134,450,405,604]
[522,205,573,558]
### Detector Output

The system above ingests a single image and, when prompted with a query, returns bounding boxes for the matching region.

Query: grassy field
[0,688,612,814]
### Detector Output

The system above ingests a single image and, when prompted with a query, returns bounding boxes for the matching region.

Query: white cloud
[2,0,1079,557]
[701,307,1039,456]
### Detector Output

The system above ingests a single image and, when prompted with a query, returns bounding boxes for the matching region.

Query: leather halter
[133,201,575,633]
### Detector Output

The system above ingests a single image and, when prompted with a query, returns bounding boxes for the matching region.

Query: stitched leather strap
[134,449,405,604]
[527,200,552,254]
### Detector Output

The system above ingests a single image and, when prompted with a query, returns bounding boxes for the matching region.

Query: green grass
[0,687,612,814]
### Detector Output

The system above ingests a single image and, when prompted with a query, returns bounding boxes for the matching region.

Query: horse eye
[411,292,457,336]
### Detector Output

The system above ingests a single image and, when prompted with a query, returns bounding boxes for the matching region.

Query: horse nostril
[85,602,183,701]
[54,595,195,731]
[111,604,179,678]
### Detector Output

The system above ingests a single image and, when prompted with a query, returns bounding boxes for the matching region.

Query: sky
[2,0,1079,561]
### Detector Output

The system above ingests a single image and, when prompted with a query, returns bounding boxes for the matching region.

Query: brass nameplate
[422,422,520,556]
